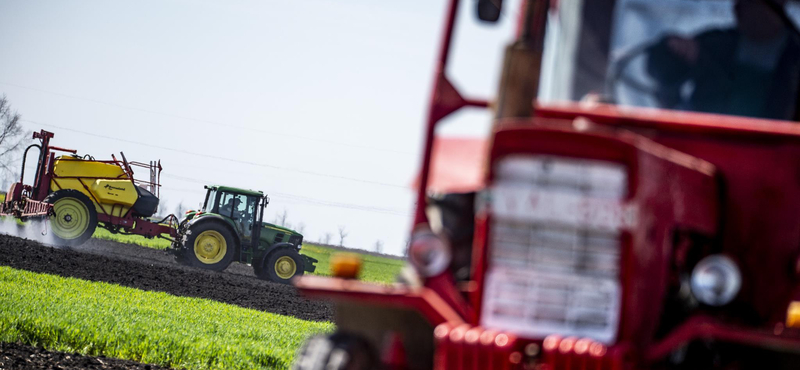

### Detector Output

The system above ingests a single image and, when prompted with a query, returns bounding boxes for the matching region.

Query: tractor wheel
[183,222,236,271]
[257,247,304,284]
[293,332,377,370]
[44,189,98,247]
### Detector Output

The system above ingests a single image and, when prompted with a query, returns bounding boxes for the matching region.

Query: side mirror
[477,0,503,23]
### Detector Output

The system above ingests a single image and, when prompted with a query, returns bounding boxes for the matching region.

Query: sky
[0,0,518,255]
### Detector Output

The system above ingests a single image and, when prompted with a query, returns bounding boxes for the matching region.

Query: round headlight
[408,229,451,277]
[691,255,741,306]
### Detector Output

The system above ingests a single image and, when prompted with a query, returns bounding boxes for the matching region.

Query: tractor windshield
[202,189,217,212]
[540,0,800,121]
[216,191,258,238]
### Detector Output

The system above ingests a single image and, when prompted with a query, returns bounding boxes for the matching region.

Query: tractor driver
[220,196,254,237]
[646,0,800,120]
[219,197,243,219]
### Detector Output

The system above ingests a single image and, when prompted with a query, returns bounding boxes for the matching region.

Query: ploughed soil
[0,342,171,370]
[0,233,333,322]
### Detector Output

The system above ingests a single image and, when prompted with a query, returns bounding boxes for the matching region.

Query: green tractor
[170,185,317,284]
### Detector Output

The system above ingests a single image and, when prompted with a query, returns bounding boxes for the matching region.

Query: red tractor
[294,0,800,369]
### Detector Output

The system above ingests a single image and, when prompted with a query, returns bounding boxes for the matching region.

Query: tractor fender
[182,215,242,251]
[257,242,301,270]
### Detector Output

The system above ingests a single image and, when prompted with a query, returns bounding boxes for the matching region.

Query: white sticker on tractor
[481,268,621,344]
[490,185,638,232]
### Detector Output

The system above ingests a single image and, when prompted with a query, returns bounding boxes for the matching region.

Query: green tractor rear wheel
[183,222,236,271]
[45,189,98,247]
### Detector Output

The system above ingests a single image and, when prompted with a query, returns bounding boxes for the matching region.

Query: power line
[0,81,413,155]
[21,118,412,190]
[164,170,411,214]
[162,174,411,217]
[12,118,414,217]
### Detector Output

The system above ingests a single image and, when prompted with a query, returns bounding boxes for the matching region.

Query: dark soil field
[0,342,171,370]
[0,234,333,322]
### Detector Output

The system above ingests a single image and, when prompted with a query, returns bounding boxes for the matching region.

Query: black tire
[293,332,377,370]
[256,247,305,284]
[182,221,236,271]
[44,189,98,247]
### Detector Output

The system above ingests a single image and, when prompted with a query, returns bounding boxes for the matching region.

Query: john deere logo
[104,184,126,191]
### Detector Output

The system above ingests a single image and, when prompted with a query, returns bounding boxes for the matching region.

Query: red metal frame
[414,0,489,226]
[295,276,465,325]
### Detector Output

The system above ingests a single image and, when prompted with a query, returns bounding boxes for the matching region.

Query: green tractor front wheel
[45,189,98,247]
[256,247,305,284]
[183,222,236,271]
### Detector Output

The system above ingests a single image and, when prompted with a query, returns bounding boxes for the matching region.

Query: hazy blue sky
[0,0,517,254]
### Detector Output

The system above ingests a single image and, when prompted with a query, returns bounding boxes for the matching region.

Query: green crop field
[0,266,333,370]
[300,244,405,284]
[93,227,174,249]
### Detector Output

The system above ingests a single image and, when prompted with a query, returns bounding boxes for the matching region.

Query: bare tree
[0,95,24,175]
[0,171,16,193]
[337,226,348,247]
[297,222,306,235]
[174,201,186,217]
[322,232,332,245]
[374,240,384,254]
[157,200,169,217]
[278,208,288,227]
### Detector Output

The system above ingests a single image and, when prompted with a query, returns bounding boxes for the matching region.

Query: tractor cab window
[237,195,258,239]
[540,0,800,121]
[203,189,217,212]
[217,192,236,216]
[216,191,258,238]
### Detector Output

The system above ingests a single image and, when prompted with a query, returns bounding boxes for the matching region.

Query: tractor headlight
[408,228,451,277]
[691,255,741,306]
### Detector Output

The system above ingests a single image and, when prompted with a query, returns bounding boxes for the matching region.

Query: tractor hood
[260,222,303,246]
[262,222,299,235]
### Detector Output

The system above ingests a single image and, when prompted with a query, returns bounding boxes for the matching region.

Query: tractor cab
[537,0,800,120]
[200,185,264,244]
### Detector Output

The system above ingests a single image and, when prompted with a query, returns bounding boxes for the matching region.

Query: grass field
[299,244,405,284]
[93,227,174,249]
[0,266,333,370]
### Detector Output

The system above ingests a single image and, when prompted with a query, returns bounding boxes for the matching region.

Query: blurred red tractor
[294,0,800,369]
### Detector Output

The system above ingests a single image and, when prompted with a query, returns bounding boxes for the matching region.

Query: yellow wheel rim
[274,256,297,279]
[51,198,90,240]
[193,230,227,264]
